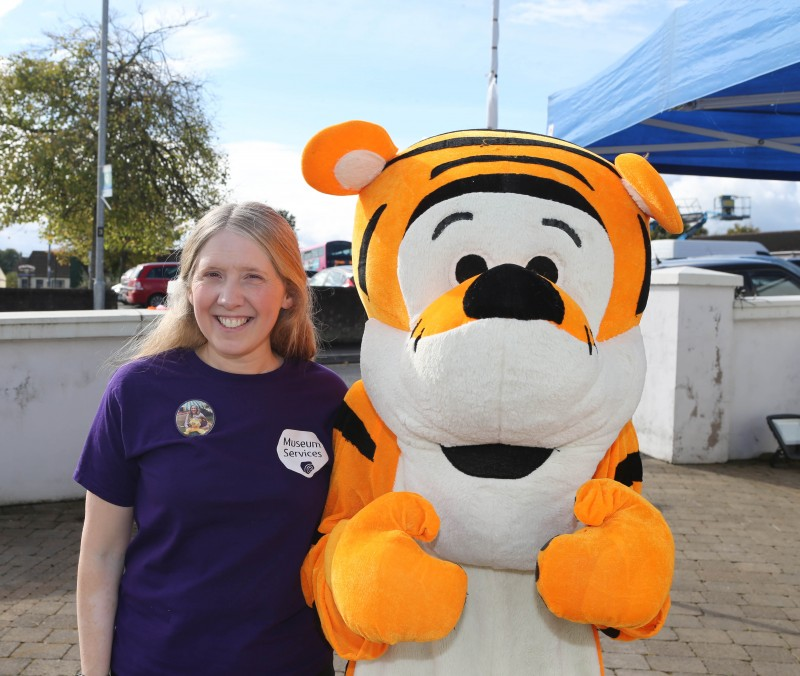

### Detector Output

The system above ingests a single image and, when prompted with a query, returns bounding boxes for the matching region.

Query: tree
[726,223,761,235]
[276,209,297,232]
[650,223,708,240]
[0,248,20,275]
[0,13,228,280]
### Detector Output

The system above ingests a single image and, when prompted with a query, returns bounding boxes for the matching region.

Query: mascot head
[303,121,681,340]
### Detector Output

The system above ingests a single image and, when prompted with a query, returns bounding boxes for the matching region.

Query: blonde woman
[75,203,347,676]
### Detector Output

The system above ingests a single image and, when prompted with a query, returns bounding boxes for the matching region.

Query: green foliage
[276,209,297,232]
[0,14,229,279]
[0,248,21,275]
[650,224,708,240]
[726,223,761,235]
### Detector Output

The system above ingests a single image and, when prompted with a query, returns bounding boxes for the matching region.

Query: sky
[1,0,799,257]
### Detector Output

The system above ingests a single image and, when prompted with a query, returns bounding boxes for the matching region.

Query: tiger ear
[301,120,398,196]
[615,153,683,234]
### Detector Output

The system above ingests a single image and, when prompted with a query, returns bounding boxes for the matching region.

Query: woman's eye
[455,254,488,283]
[526,256,558,283]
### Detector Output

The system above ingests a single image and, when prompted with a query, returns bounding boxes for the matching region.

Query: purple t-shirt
[74,349,347,675]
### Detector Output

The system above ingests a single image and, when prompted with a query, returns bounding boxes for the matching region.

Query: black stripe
[334,400,376,462]
[431,154,595,190]
[635,214,652,315]
[613,451,643,487]
[385,132,618,176]
[406,174,605,234]
[357,204,386,299]
[600,627,621,639]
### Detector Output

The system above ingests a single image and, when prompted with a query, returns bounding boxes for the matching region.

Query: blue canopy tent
[546,0,800,181]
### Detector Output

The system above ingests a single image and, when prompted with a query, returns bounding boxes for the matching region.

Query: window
[749,270,800,296]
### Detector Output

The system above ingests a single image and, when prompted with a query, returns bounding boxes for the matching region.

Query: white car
[308,264,355,288]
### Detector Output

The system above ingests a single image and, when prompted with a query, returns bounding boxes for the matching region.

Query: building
[17,250,72,289]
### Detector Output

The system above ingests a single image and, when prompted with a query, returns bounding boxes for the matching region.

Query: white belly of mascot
[299,122,680,675]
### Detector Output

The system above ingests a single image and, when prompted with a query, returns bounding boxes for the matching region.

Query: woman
[74,203,347,675]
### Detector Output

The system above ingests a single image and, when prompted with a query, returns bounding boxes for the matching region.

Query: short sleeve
[73,373,139,507]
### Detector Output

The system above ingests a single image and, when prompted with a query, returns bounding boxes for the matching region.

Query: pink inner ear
[621,178,649,214]
[334,150,388,191]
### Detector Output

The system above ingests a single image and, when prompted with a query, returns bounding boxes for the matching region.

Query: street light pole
[93,0,109,310]
[487,0,499,129]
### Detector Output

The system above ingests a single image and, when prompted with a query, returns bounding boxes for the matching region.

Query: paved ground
[1,353,798,675]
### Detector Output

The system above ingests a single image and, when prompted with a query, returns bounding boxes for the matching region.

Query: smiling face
[189,228,293,374]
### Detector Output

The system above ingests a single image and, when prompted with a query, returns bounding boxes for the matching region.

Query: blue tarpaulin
[546,0,800,180]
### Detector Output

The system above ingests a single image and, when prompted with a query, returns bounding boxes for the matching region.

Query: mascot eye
[455,254,489,283]
[526,256,559,283]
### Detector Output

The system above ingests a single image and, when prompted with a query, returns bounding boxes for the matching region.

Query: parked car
[119,261,179,307]
[308,264,355,288]
[653,254,800,297]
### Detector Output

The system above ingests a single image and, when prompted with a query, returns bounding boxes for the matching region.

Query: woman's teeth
[218,316,249,328]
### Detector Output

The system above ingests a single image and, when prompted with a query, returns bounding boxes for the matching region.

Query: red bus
[301,240,352,276]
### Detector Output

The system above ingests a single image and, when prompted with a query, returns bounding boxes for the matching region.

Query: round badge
[176,399,215,437]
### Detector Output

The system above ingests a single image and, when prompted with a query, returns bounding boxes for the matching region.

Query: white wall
[728,300,800,459]
[635,268,800,463]
[2,278,800,505]
[0,310,159,505]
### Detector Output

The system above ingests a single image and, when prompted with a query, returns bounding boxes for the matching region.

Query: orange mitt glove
[536,478,674,632]
[327,491,468,646]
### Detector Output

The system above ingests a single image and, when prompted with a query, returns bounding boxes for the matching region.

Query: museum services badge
[277,429,329,478]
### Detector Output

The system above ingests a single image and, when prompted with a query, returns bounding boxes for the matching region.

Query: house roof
[21,251,72,278]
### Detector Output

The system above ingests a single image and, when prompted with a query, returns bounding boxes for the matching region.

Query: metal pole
[487,0,499,129]
[93,0,109,309]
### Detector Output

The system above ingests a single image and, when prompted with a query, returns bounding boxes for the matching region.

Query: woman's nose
[217,279,243,307]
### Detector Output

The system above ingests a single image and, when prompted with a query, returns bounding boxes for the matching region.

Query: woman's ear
[281,293,294,310]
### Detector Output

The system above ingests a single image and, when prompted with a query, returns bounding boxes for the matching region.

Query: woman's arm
[76,492,133,676]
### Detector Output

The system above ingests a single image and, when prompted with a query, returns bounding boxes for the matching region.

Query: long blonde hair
[127,202,317,363]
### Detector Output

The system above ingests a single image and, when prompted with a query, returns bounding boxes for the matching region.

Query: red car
[119,261,179,307]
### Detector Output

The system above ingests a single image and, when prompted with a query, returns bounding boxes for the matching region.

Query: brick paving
[2,452,800,674]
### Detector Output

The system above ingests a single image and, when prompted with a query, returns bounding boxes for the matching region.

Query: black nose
[463,263,565,323]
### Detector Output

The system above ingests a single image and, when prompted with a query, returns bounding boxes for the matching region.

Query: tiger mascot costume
[301,121,680,675]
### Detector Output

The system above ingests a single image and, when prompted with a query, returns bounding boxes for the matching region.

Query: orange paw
[536,479,674,629]
[329,492,468,644]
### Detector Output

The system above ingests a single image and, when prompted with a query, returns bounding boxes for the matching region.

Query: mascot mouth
[440,444,555,479]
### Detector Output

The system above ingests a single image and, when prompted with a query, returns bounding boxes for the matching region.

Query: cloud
[665,175,800,234]
[139,3,243,74]
[508,0,688,42]
[510,0,679,26]
[223,140,357,248]
[0,222,50,258]
[0,0,23,20]
[512,0,633,25]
